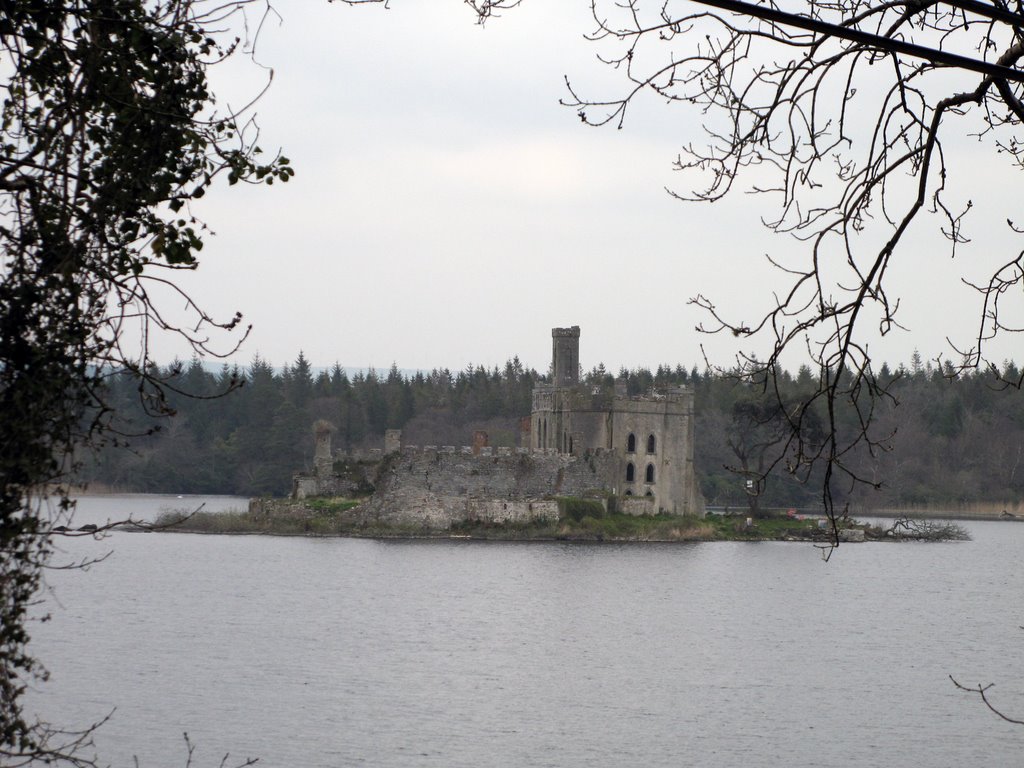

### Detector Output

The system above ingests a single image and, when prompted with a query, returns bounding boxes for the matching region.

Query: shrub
[556,496,607,521]
[305,497,360,515]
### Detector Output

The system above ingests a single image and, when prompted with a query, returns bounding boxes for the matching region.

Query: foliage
[168,506,719,541]
[78,354,1024,514]
[304,497,362,514]
[157,502,360,536]
[560,513,717,541]
[0,0,290,761]
[556,496,607,521]
[703,512,831,541]
[159,500,974,542]
[78,355,546,494]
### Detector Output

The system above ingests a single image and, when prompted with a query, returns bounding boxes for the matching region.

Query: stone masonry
[289,326,705,527]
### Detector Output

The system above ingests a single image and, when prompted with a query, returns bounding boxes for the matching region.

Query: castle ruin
[290,326,704,526]
[531,326,702,516]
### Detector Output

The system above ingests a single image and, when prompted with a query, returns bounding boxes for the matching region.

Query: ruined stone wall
[293,475,319,500]
[293,458,378,500]
[357,449,619,528]
[289,439,701,526]
[384,429,402,455]
[619,496,656,516]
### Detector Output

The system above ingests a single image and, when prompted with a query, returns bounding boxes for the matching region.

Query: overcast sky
[153,1,1024,376]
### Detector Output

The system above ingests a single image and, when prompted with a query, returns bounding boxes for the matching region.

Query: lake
[26,495,1024,767]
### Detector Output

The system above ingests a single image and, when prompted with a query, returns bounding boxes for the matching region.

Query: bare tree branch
[950,675,1024,725]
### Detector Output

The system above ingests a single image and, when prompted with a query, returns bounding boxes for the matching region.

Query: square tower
[551,326,580,388]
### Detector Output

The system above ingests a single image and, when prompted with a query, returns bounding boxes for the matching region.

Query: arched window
[626,462,635,482]
[624,489,633,496]
[647,434,656,454]
[645,490,654,497]
[645,463,655,483]
[626,433,636,453]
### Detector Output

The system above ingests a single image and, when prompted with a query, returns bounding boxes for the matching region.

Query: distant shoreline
[853,508,1024,522]
[709,505,1024,522]
[65,489,1024,525]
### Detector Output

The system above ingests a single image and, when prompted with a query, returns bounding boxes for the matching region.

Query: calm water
[26,495,1024,767]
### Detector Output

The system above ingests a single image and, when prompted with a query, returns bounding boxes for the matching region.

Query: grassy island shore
[152,501,969,543]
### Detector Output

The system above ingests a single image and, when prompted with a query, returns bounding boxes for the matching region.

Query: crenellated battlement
[334,443,607,462]
[290,324,703,519]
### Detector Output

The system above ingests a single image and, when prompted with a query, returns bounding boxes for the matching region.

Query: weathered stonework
[292,452,377,500]
[286,326,705,526]
[531,327,704,516]
[354,450,615,528]
[384,429,402,455]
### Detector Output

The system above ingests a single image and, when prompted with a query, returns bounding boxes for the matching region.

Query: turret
[551,326,580,388]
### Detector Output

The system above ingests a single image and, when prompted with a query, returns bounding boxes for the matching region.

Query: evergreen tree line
[76,352,1024,508]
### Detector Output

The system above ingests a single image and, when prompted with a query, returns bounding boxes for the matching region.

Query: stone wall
[384,429,402,455]
[249,497,319,519]
[293,458,378,500]
[356,449,618,528]
[291,440,701,526]
[293,475,319,500]
[619,496,656,516]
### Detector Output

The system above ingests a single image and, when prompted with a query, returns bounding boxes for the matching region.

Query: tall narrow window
[627,433,636,453]
[645,463,655,483]
[647,434,656,454]
[626,462,635,482]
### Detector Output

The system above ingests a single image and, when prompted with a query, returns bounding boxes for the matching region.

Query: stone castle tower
[293,325,703,519]
[531,326,703,516]
[551,325,580,388]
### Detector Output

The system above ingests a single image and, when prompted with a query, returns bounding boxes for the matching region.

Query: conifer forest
[78,352,1024,510]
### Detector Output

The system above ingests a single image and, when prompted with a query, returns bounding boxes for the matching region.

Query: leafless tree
[883,515,970,538]
[337,0,1024,544]
[513,0,1024,541]
[726,384,805,516]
